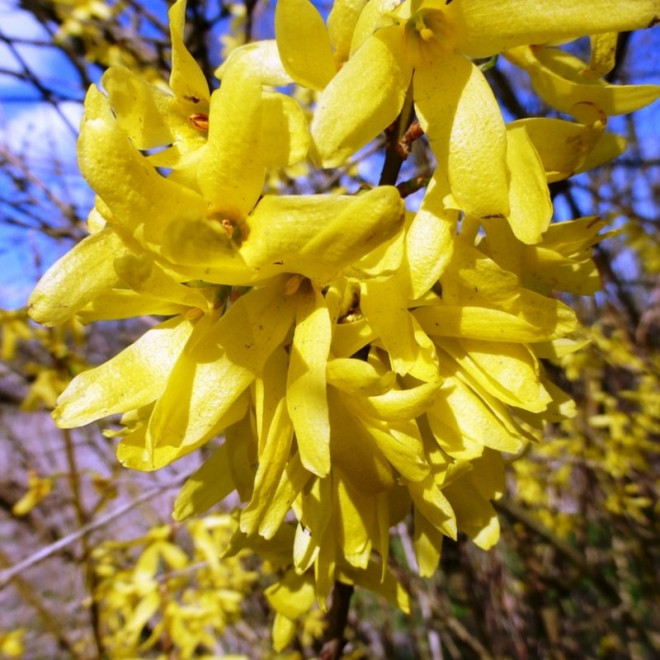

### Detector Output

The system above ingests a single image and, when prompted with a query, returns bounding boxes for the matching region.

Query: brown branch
[320,581,354,660]
[379,86,415,187]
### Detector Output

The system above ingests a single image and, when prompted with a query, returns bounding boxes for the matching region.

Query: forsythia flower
[276,0,660,227]
[27,0,660,644]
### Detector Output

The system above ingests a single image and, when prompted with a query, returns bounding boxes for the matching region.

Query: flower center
[403,9,455,67]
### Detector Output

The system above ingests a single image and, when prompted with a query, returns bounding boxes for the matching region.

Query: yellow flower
[277,0,660,224]
[28,0,654,628]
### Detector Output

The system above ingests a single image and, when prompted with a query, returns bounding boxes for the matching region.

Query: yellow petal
[257,451,312,539]
[217,40,293,86]
[427,375,524,456]
[442,241,579,335]
[117,404,254,472]
[150,281,295,452]
[241,398,294,535]
[332,317,377,359]
[78,86,207,249]
[415,53,509,219]
[12,471,53,516]
[479,216,523,275]
[509,117,608,182]
[448,0,660,58]
[211,411,256,500]
[102,67,184,150]
[445,477,500,549]
[506,45,660,117]
[113,253,210,309]
[326,357,396,396]
[505,126,553,244]
[405,175,457,299]
[172,442,236,520]
[328,389,395,493]
[408,474,457,539]
[414,304,571,343]
[243,187,404,281]
[29,228,125,326]
[168,0,210,102]
[587,32,619,79]
[335,476,373,568]
[314,525,337,607]
[77,291,189,323]
[312,25,412,167]
[349,0,397,56]
[275,0,337,90]
[442,338,551,413]
[242,194,354,274]
[360,276,418,375]
[413,509,444,577]
[297,188,404,277]
[444,450,505,549]
[287,284,332,477]
[271,612,297,652]
[254,347,289,455]
[296,477,332,571]
[54,315,194,428]
[522,246,601,296]
[358,382,440,422]
[258,92,310,166]
[328,0,370,63]
[266,570,316,619]
[363,418,430,482]
[442,239,520,304]
[351,224,405,279]
[578,132,627,174]
[159,215,252,282]
[198,63,264,219]
[338,563,411,614]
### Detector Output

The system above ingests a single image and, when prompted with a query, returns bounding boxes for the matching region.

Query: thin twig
[0,548,79,656]
[0,468,196,589]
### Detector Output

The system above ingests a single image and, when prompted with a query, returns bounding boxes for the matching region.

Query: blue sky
[0,2,92,308]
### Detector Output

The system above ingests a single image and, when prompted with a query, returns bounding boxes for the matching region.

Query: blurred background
[0,1,659,657]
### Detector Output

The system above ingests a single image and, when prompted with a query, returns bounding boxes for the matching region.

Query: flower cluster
[92,514,258,658]
[29,0,660,646]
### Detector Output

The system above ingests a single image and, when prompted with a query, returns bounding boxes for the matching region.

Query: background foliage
[0,1,658,658]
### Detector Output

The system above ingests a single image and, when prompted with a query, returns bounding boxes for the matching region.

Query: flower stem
[379,85,415,187]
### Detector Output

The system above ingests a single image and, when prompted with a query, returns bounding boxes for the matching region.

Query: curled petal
[168,0,210,101]
[506,45,660,117]
[510,117,620,182]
